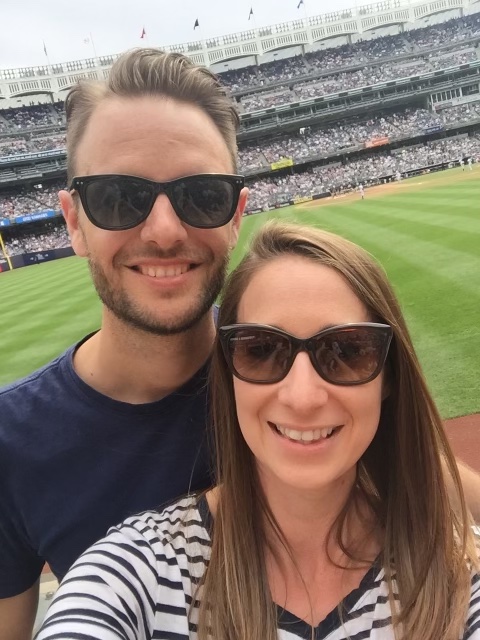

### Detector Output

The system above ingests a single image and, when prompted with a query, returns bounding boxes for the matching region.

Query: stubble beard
[87,254,228,336]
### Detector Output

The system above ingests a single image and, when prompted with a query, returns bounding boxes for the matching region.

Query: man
[0,48,248,639]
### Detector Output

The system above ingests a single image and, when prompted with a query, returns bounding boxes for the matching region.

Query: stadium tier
[2,2,480,266]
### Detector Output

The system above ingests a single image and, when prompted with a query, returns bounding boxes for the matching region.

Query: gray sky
[1,0,356,70]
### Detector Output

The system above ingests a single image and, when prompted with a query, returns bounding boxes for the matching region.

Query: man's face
[60,96,247,335]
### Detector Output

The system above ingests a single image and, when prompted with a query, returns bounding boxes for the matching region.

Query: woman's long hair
[197,221,477,640]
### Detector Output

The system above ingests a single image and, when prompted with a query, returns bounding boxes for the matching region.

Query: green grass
[1,167,479,418]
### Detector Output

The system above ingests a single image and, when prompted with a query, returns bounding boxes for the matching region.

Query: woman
[37,221,479,640]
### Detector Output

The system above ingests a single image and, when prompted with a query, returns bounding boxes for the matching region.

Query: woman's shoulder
[108,494,212,559]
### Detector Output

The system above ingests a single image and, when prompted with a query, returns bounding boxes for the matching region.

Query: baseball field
[1,166,479,419]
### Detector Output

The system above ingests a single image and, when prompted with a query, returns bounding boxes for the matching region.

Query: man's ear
[59,190,88,257]
[230,186,249,247]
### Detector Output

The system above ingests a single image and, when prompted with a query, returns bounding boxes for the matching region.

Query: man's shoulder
[0,343,80,449]
[0,347,73,401]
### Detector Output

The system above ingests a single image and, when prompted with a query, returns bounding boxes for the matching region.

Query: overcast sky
[1,0,359,69]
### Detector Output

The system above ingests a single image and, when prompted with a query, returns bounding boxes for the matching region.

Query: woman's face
[232,255,385,496]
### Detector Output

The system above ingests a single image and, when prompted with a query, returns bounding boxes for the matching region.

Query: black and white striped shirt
[36,496,480,640]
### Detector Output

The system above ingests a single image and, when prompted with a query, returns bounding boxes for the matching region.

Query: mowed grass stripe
[0,258,100,385]
[356,201,480,236]
[312,204,480,298]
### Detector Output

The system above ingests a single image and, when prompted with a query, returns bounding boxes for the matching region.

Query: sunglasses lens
[312,328,387,384]
[84,177,153,229]
[172,177,236,228]
[226,329,292,382]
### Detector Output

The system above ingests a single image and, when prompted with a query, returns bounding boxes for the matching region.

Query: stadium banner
[0,149,63,164]
[11,246,75,269]
[365,137,389,148]
[270,157,294,171]
[424,125,444,134]
[0,218,11,227]
[293,195,313,204]
[14,210,59,225]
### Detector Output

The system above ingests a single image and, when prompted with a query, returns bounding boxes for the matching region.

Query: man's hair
[64,48,240,182]
[197,220,478,640]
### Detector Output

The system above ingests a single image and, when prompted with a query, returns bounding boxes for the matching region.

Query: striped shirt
[36,496,480,640]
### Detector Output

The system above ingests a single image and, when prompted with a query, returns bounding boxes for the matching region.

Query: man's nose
[139,193,189,247]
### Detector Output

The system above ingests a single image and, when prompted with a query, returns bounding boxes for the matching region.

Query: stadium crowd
[221,14,480,96]
[0,222,69,260]
[0,183,62,221]
[2,100,479,175]
[0,104,61,130]
[238,49,477,111]
[1,134,479,254]
[438,100,480,123]
[0,15,479,136]
[245,134,480,211]
[2,13,480,257]
[237,102,480,169]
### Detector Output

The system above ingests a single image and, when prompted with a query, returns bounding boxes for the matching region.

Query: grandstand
[2,0,480,269]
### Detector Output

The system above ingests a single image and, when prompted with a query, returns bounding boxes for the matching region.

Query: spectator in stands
[1,104,58,129]
[36,221,480,640]
[0,47,248,640]
[0,182,62,221]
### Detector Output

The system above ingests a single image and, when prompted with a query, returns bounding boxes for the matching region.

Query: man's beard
[87,255,228,336]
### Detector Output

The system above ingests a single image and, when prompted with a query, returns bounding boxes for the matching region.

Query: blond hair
[199,220,477,640]
[64,48,240,182]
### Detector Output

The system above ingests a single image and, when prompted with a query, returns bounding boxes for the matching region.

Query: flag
[43,41,48,57]
[248,7,254,19]
[297,0,304,7]
[140,27,146,39]
[194,18,199,29]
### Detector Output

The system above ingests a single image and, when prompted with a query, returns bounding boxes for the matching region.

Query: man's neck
[73,309,216,404]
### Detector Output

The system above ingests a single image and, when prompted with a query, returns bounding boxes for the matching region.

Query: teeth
[138,264,189,278]
[275,424,336,443]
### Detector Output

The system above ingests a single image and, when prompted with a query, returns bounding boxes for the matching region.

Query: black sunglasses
[69,173,245,231]
[219,322,392,386]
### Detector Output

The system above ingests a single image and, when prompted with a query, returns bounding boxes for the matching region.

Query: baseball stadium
[1,0,480,632]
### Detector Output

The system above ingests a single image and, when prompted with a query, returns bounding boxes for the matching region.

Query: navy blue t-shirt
[0,336,212,598]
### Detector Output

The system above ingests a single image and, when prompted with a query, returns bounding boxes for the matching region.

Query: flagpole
[42,41,52,70]
[140,27,150,47]
[194,19,204,46]
[248,7,258,31]
[89,32,98,59]
[301,0,308,23]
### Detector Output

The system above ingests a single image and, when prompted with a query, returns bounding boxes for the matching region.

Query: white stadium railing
[0,0,479,101]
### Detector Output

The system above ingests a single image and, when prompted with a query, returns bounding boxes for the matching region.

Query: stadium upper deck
[3,0,480,259]
[1,0,480,102]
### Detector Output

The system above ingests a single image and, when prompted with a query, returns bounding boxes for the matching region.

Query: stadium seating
[2,10,480,257]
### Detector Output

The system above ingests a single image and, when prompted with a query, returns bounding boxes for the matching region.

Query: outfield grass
[1,167,479,418]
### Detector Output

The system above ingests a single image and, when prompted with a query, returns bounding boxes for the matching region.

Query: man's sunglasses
[69,173,245,231]
[219,323,392,386]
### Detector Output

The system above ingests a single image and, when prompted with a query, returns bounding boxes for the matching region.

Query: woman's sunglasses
[219,322,392,386]
[69,173,245,231]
